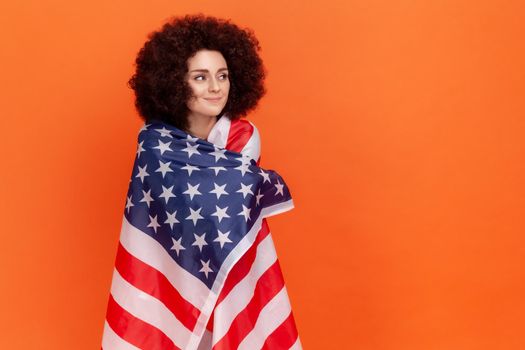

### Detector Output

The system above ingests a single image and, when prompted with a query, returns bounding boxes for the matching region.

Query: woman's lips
[205,97,222,103]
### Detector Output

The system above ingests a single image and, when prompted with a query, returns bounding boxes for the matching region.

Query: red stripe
[206,218,271,332]
[212,260,286,350]
[260,311,299,350]
[115,242,200,331]
[106,294,180,350]
[226,119,254,153]
[217,218,270,304]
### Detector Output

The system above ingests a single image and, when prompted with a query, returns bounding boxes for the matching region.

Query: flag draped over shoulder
[101,118,302,350]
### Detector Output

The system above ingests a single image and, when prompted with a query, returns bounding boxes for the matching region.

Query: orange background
[1,0,524,349]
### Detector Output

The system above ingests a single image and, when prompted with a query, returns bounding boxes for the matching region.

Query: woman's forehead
[187,49,228,70]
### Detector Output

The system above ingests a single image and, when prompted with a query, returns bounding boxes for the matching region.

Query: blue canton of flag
[124,119,293,289]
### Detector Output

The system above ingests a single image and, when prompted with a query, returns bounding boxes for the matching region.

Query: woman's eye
[193,74,228,81]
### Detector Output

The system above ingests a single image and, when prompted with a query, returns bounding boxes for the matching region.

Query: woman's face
[185,49,230,119]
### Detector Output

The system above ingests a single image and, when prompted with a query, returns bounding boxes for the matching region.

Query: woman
[101,14,301,350]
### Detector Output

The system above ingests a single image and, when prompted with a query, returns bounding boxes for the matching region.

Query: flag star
[210,146,228,162]
[153,140,172,155]
[135,164,149,183]
[186,207,204,225]
[234,163,252,176]
[274,179,284,196]
[125,195,134,213]
[140,189,154,207]
[192,232,208,252]
[155,160,173,178]
[238,204,251,221]
[159,185,176,204]
[258,169,271,183]
[147,214,161,233]
[139,123,150,132]
[241,154,254,165]
[164,210,180,229]
[183,182,202,200]
[199,259,213,278]
[182,142,201,158]
[186,134,199,143]
[136,140,146,158]
[170,236,185,256]
[255,189,264,206]
[211,205,230,223]
[237,183,254,198]
[182,163,200,176]
[214,229,232,249]
[154,127,173,138]
[209,166,227,176]
[210,183,229,199]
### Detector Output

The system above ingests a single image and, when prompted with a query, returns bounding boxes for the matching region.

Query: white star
[154,127,173,138]
[209,166,227,176]
[147,214,161,233]
[186,134,199,143]
[238,204,251,221]
[237,183,254,198]
[182,142,200,158]
[234,163,252,176]
[136,140,146,158]
[164,210,180,229]
[159,185,176,204]
[186,207,204,225]
[135,164,149,183]
[192,232,208,252]
[258,169,271,183]
[183,182,202,200]
[241,153,254,165]
[213,229,232,249]
[211,205,230,223]
[182,163,200,176]
[139,123,150,132]
[210,146,228,162]
[155,160,173,178]
[210,183,229,199]
[170,236,185,256]
[140,189,154,207]
[199,259,213,278]
[255,189,264,206]
[153,140,172,155]
[274,179,284,196]
[125,195,134,213]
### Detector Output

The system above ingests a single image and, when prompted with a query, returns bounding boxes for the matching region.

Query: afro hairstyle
[128,13,267,131]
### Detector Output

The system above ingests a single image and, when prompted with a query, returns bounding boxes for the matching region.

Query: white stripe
[207,114,231,148]
[237,287,292,350]
[119,215,210,309]
[102,320,140,350]
[110,268,192,349]
[196,329,212,350]
[262,199,295,218]
[289,336,303,350]
[211,234,278,344]
[240,121,261,162]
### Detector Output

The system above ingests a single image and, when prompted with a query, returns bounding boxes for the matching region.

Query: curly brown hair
[128,14,267,131]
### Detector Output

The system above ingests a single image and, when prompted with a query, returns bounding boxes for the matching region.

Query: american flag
[101,118,302,350]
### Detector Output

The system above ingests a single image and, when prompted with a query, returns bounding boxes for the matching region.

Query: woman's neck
[186,113,218,140]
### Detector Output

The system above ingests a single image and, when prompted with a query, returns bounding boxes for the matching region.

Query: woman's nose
[208,77,220,92]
